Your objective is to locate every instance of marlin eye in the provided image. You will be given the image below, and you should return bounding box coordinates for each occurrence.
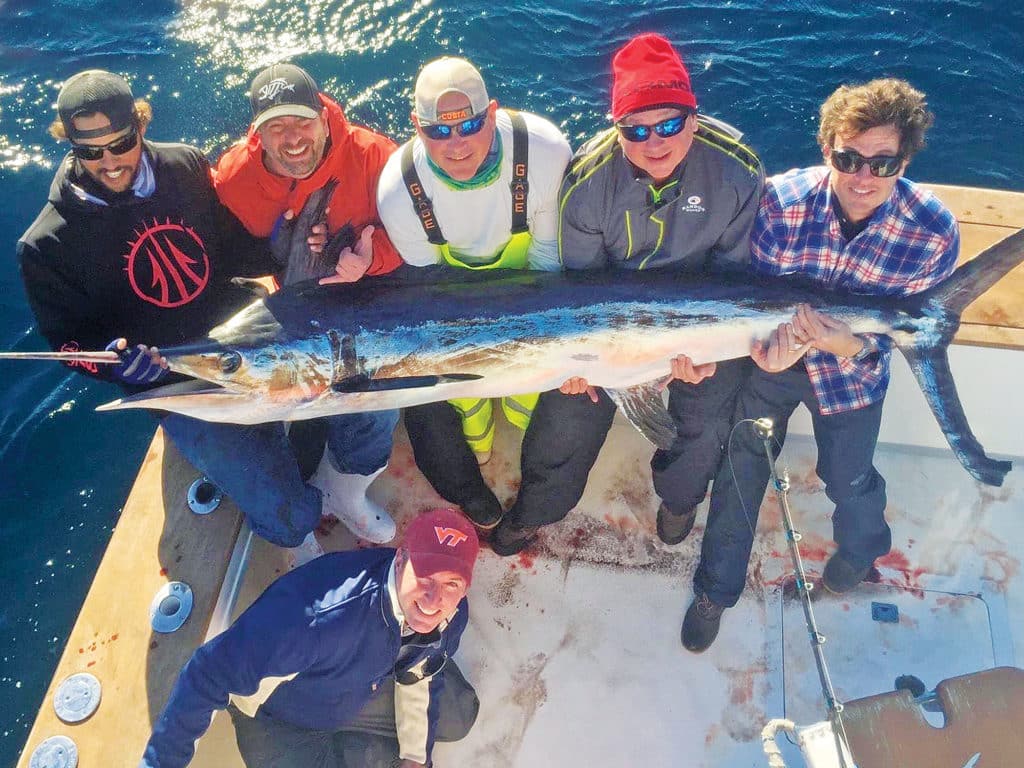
[218,351,242,374]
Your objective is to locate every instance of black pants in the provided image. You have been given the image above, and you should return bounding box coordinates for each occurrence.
[505,358,749,528]
[404,401,503,521]
[695,363,889,607]
[229,662,478,768]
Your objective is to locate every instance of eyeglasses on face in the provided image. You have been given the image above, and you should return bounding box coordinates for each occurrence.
[419,112,488,141]
[615,112,692,143]
[829,147,904,178]
[70,126,139,161]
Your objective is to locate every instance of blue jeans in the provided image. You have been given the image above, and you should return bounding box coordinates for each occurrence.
[161,410,398,547]
[695,363,889,607]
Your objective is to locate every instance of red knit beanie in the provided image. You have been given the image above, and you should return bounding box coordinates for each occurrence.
[611,33,696,121]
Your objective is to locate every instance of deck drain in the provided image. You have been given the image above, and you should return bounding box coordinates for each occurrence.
[150,581,194,633]
[187,477,222,515]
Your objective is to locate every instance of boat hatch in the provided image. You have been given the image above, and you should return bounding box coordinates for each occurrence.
[774,576,1008,728]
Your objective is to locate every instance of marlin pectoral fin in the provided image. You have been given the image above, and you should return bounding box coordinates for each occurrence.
[331,373,483,393]
[901,346,1012,486]
[606,383,677,450]
[230,277,271,299]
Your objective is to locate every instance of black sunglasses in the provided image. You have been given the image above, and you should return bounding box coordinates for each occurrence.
[70,126,139,161]
[615,112,691,143]
[420,112,488,141]
[829,148,903,178]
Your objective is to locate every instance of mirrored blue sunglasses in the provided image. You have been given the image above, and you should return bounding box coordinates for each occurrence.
[615,113,691,143]
[420,112,488,141]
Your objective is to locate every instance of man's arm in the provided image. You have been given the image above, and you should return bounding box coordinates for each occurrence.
[557,167,610,271]
[376,146,444,267]
[17,239,119,382]
[524,122,573,272]
[709,166,765,271]
[141,594,318,768]
[358,137,404,276]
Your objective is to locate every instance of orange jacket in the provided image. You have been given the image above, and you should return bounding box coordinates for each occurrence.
[213,95,401,276]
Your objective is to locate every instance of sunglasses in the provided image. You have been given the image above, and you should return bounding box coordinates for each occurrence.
[70,127,139,161]
[829,148,903,178]
[615,112,691,143]
[419,112,488,141]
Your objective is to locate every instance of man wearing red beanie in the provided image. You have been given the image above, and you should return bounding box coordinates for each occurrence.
[142,508,480,768]
[491,34,763,576]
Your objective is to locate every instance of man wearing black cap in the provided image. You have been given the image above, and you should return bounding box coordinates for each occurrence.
[214,62,405,548]
[15,69,353,552]
[141,508,481,768]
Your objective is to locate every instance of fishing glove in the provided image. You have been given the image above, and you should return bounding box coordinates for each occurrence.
[105,340,167,384]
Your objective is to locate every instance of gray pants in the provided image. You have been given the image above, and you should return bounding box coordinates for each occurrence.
[228,663,479,768]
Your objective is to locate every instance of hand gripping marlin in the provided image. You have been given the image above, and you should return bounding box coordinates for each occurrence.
[5,229,1022,487]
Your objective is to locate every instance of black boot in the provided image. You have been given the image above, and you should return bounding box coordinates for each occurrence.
[656,502,697,545]
[461,494,503,530]
[681,592,725,652]
[822,551,872,594]
[489,519,538,557]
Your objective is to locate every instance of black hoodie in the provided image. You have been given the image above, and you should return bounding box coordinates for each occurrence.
[17,140,274,386]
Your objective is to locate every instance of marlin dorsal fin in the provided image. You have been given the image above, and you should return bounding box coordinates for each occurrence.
[605,382,677,450]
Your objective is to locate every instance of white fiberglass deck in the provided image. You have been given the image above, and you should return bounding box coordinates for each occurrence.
[195,342,1024,766]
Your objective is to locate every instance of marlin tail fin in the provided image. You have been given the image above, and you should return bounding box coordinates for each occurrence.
[895,227,1024,486]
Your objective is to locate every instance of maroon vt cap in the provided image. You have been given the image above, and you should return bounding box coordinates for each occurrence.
[403,509,480,586]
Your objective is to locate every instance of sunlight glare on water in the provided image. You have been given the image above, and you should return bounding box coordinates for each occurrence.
[171,0,440,86]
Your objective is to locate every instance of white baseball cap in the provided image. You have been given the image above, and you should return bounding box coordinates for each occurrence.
[414,57,489,123]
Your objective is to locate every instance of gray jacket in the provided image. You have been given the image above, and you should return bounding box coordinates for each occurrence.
[558,115,764,272]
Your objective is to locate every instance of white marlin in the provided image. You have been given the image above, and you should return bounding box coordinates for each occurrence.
[4,229,1021,487]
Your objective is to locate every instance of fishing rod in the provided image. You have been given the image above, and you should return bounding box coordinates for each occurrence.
[752,417,855,768]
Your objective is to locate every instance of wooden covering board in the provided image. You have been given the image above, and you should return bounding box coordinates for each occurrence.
[17,429,242,768]
[954,221,1024,331]
[921,184,1024,348]
[923,184,1024,228]
[842,667,1024,768]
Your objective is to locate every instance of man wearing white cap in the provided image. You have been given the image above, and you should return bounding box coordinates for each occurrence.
[376,57,572,531]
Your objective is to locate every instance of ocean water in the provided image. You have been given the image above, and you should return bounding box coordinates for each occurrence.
[0,0,1022,763]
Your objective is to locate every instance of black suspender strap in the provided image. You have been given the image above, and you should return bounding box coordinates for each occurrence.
[400,111,529,243]
[508,110,529,235]
[400,141,446,246]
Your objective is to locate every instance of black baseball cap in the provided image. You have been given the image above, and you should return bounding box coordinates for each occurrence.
[249,63,322,131]
[57,70,135,141]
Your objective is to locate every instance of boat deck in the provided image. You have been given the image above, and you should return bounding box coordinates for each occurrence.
[16,183,1024,768]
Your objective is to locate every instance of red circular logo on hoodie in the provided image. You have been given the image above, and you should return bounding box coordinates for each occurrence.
[125,219,210,308]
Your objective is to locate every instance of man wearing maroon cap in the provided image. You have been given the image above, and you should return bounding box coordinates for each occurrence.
[491,34,764,568]
[142,508,480,768]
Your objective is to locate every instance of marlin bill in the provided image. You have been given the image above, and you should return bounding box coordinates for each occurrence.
[5,228,1022,486]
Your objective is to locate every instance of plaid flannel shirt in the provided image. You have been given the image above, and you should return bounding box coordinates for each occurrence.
[751,166,959,415]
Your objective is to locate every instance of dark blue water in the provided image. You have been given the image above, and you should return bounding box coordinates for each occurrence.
[1,1,1022,763]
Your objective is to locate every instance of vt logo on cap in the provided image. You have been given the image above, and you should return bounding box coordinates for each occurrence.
[257,78,296,103]
[434,527,469,547]
[404,509,480,586]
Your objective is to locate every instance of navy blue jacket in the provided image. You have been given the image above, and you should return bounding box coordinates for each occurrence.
[142,547,468,767]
